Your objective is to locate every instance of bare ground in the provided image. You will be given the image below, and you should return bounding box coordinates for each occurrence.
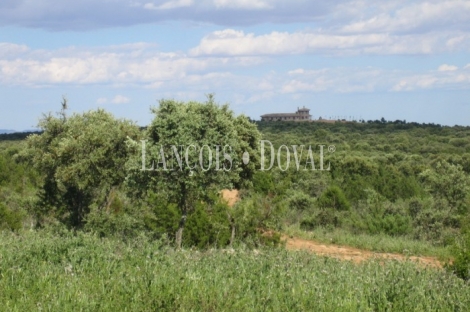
[221,189,443,268]
[283,235,442,268]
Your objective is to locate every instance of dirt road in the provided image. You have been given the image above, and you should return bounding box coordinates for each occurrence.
[221,189,443,268]
[284,235,442,268]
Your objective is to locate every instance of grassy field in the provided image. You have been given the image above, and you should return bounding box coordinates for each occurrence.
[1,230,469,311]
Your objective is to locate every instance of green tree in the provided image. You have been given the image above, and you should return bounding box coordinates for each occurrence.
[318,185,350,211]
[448,219,470,280]
[420,161,470,213]
[126,95,260,248]
[22,100,140,227]
[0,202,23,231]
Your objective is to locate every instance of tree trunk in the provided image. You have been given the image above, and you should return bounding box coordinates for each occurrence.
[175,211,187,249]
[230,222,235,247]
[227,212,235,247]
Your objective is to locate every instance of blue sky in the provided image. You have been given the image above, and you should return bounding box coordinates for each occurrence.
[1,0,470,130]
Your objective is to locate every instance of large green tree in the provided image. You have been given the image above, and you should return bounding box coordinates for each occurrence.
[23,101,140,227]
[126,95,260,247]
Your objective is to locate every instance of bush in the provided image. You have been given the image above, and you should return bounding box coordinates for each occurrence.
[286,190,315,211]
[183,200,231,249]
[231,193,285,246]
[143,192,181,241]
[252,171,275,195]
[448,230,470,280]
[0,202,23,231]
[318,185,350,211]
[84,191,146,240]
[348,190,412,236]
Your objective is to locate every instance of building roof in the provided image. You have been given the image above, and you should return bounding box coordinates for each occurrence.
[260,113,306,118]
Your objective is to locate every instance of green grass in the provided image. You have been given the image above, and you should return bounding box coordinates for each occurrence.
[1,230,469,311]
[283,224,452,260]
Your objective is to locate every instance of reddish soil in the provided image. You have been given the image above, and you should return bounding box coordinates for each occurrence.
[220,189,443,268]
[220,189,240,208]
[283,236,442,268]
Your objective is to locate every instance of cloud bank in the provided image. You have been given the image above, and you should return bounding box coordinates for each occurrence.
[1,42,469,96]
[1,0,468,32]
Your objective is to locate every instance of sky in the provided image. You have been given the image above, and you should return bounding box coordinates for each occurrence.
[0,0,469,130]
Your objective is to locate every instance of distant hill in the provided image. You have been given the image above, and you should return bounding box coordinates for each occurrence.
[0,130,41,141]
[0,129,16,134]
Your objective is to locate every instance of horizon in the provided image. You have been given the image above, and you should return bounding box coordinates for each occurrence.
[2,114,469,135]
[1,0,469,129]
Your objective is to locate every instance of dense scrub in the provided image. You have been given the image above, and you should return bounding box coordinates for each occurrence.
[1,230,470,311]
[1,105,470,281]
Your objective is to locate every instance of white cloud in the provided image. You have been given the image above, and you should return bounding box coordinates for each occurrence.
[279,65,470,94]
[0,43,29,58]
[0,43,265,87]
[2,39,470,100]
[213,0,272,10]
[96,95,130,104]
[190,29,470,56]
[2,40,469,95]
[391,69,470,92]
[111,95,130,104]
[340,1,470,34]
[438,64,458,72]
[281,67,384,94]
[288,68,305,75]
[143,0,193,10]
[96,97,108,104]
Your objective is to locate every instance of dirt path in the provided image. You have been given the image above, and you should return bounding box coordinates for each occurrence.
[283,235,442,268]
[220,189,443,268]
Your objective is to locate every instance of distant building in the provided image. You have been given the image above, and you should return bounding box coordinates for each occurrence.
[260,106,312,122]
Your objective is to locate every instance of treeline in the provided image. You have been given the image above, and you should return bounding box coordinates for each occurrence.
[1,102,470,279]
[256,120,470,279]
[0,131,41,141]
[0,97,282,250]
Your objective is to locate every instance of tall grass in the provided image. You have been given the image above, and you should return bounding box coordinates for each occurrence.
[0,230,468,311]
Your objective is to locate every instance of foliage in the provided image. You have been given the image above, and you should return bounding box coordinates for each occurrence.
[183,199,231,248]
[420,160,470,213]
[448,230,470,280]
[252,170,275,195]
[143,192,181,241]
[0,202,23,231]
[285,189,315,211]
[317,185,350,211]
[21,104,140,228]
[259,121,470,252]
[125,95,261,247]
[447,218,470,280]
[349,190,412,236]
[84,189,146,240]
[3,100,470,282]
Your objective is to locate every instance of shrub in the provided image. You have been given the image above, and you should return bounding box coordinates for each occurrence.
[252,171,275,195]
[286,190,315,211]
[143,192,181,241]
[448,230,470,280]
[183,200,231,249]
[318,185,350,211]
[0,202,23,231]
[348,190,412,236]
[84,191,146,240]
